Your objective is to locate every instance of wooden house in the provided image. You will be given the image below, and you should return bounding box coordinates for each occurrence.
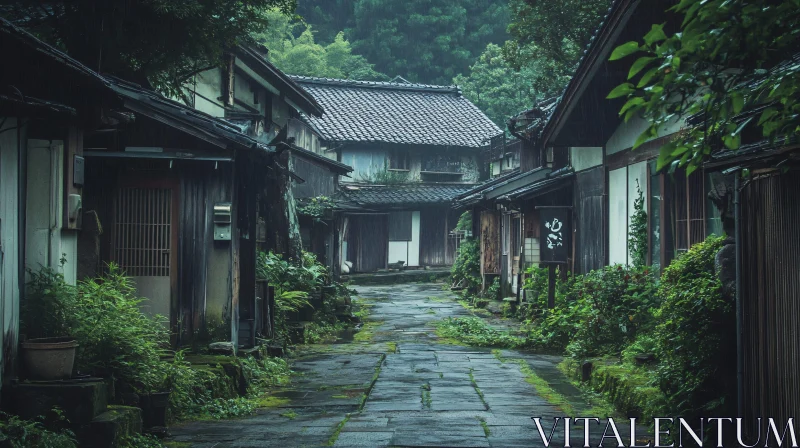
[0,16,116,395]
[181,46,353,273]
[290,76,500,273]
[0,16,334,370]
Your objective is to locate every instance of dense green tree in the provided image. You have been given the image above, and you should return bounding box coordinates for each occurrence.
[5,0,297,95]
[349,0,509,84]
[454,44,539,129]
[503,0,612,95]
[295,0,357,44]
[253,9,386,80]
[609,0,800,174]
[293,0,509,85]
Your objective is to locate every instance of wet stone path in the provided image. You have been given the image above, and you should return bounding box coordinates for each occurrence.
[168,283,646,447]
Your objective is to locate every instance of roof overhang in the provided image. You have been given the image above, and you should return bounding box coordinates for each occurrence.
[233,46,324,117]
[541,0,678,148]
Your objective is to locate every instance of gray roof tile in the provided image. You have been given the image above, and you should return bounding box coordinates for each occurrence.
[290,76,501,148]
[341,184,475,207]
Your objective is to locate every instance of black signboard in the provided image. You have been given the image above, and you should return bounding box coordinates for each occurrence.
[538,207,570,263]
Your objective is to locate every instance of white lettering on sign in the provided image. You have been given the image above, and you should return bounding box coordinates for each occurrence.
[545,218,563,250]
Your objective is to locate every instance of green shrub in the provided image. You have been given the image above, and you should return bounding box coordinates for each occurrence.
[566,265,658,359]
[23,264,169,393]
[436,317,521,348]
[22,267,77,340]
[450,238,481,293]
[653,235,734,419]
[73,265,170,393]
[520,265,657,357]
[0,409,77,448]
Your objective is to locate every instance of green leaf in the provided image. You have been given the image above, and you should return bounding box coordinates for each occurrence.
[758,107,778,125]
[644,24,668,46]
[637,67,659,88]
[628,57,656,79]
[686,163,698,176]
[609,41,641,61]
[731,93,744,114]
[607,83,634,99]
[619,97,645,116]
[633,127,653,149]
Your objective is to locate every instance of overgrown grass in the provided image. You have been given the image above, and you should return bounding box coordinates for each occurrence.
[435,317,521,348]
[493,350,575,416]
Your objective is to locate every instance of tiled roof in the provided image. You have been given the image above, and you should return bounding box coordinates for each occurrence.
[290,76,501,148]
[341,184,475,207]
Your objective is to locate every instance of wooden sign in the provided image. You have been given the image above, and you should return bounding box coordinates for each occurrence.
[538,207,570,264]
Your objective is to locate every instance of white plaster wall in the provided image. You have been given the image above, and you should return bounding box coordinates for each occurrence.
[234,72,266,115]
[60,232,78,286]
[570,147,603,172]
[605,115,683,155]
[608,167,628,265]
[192,69,225,118]
[0,117,21,388]
[408,211,420,267]
[388,241,409,265]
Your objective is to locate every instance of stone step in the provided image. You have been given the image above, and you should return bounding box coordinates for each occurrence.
[76,405,142,448]
[11,379,110,425]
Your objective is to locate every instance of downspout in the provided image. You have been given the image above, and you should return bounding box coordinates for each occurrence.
[734,173,743,418]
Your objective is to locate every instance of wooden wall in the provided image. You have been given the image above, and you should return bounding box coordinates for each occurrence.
[347,214,388,272]
[573,166,606,274]
[419,207,449,266]
[480,210,499,275]
[292,155,336,199]
[741,171,800,438]
[179,161,235,343]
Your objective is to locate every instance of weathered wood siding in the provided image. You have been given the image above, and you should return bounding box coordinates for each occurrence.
[480,211,499,275]
[573,166,606,274]
[179,162,235,342]
[0,118,22,394]
[347,214,388,272]
[741,171,800,437]
[419,207,448,266]
[292,155,336,199]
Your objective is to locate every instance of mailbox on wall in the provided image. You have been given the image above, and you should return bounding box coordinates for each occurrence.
[214,202,232,241]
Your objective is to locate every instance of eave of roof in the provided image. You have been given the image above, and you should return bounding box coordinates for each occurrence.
[234,46,324,117]
[342,183,475,208]
[496,168,574,202]
[276,141,353,175]
[539,0,640,147]
[108,77,274,153]
[288,75,463,94]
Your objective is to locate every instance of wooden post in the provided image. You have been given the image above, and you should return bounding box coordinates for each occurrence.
[547,264,556,309]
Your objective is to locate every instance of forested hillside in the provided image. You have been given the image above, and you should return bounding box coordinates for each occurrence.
[274,0,611,128]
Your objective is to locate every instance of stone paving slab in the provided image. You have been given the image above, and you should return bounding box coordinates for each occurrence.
[168,283,650,447]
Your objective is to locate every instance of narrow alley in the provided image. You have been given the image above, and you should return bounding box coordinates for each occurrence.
[169,283,648,447]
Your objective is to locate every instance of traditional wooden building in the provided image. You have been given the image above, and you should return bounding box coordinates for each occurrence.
[0,16,333,374]
[290,76,500,273]
[183,47,353,273]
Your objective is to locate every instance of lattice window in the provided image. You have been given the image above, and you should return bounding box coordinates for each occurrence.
[114,188,172,277]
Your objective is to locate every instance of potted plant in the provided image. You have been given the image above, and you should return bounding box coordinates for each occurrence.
[138,365,173,428]
[20,267,79,380]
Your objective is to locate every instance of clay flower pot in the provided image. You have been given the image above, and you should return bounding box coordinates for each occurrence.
[21,337,78,380]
